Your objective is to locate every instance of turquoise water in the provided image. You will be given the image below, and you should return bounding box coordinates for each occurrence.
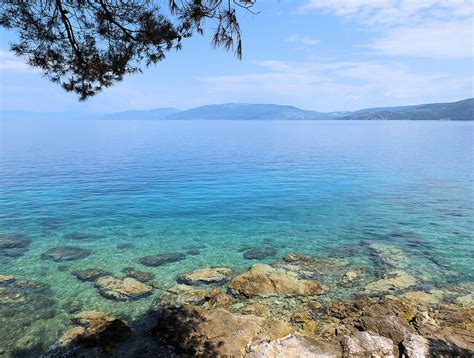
[0,119,473,355]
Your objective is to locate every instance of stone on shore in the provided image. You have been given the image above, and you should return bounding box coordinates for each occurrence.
[364,270,417,293]
[228,264,325,298]
[246,333,342,358]
[242,304,269,317]
[158,284,210,306]
[73,268,112,282]
[400,334,430,358]
[138,252,186,267]
[341,331,394,358]
[153,305,293,357]
[158,284,233,309]
[95,276,152,301]
[177,266,234,285]
[121,267,155,282]
[41,246,92,262]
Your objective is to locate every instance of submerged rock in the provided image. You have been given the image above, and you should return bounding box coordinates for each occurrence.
[121,267,155,282]
[364,270,417,293]
[0,233,31,249]
[455,293,474,307]
[138,252,186,267]
[243,247,277,260]
[341,270,359,286]
[246,333,342,357]
[73,268,112,282]
[341,331,394,358]
[153,305,292,357]
[41,246,92,262]
[95,276,153,301]
[2,247,29,257]
[366,242,411,270]
[63,232,104,241]
[402,290,444,307]
[116,242,135,250]
[185,249,200,256]
[228,264,325,298]
[0,233,31,257]
[177,267,234,286]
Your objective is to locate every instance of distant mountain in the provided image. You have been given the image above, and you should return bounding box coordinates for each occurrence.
[103,107,179,120]
[0,110,98,120]
[1,99,472,121]
[165,103,328,120]
[341,99,473,121]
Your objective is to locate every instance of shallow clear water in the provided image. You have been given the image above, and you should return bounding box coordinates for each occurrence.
[0,119,473,354]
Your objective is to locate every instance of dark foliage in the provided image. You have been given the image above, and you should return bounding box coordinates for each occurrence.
[0,0,256,100]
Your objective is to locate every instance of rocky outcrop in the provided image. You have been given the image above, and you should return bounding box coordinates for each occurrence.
[95,276,152,301]
[138,252,186,267]
[41,246,92,261]
[246,334,342,357]
[153,305,293,357]
[341,331,394,358]
[177,267,234,285]
[228,264,324,298]
[58,311,131,351]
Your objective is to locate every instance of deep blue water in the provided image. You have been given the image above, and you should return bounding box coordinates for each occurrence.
[0,119,473,353]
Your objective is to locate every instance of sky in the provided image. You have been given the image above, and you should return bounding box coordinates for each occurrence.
[0,0,473,113]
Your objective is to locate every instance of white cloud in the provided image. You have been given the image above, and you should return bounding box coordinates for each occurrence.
[369,19,473,58]
[196,60,472,111]
[301,0,474,58]
[0,50,35,72]
[285,35,320,46]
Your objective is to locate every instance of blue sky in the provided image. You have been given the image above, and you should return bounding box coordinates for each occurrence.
[0,0,473,113]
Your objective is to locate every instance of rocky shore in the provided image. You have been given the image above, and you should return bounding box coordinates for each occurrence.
[1,242,473,357]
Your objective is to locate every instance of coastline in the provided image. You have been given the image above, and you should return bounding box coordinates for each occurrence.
[2,244,473,357]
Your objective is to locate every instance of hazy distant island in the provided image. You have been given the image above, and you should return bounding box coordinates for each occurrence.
[2,98,473,121]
